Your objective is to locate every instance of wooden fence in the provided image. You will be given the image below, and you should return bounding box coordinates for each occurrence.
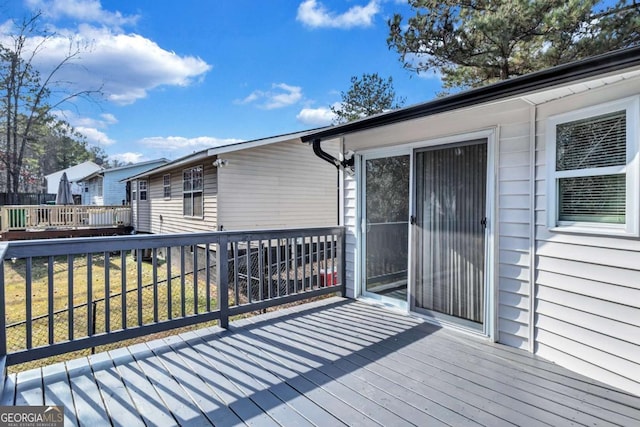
[0,205,132,232]
[0,193,56,206]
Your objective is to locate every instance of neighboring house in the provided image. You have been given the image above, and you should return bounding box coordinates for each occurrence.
[126,130,338,234]
[80,159,168,206]
[302,46,640,396]
[44,161,101,196]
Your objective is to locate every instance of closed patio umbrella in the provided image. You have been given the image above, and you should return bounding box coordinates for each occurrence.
[56,172,73,205]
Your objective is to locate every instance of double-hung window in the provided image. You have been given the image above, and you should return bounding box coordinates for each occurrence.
[183,166,203,217]
[138,180,148,201]
[163,174,171,199]
[547,97,639,236]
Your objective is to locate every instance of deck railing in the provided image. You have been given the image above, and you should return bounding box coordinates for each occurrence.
[0,205,132,232]
[0,226,345,366]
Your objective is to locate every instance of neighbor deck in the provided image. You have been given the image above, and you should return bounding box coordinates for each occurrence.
[2,297,639,426]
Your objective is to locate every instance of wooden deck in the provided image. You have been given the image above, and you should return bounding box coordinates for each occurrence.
[2,297,639,426]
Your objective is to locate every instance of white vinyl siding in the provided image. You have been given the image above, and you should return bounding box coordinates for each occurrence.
[216,139,338,231]
[535,78,640,396]
[147,162,218,234]
[342,99,533,349]
[343,172,357,299]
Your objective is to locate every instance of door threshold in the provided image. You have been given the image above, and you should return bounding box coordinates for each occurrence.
[357,295,408,314]
[412,311,490,340]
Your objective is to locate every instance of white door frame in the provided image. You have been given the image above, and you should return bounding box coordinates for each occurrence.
[358,147,413,311]
[355,128,497,339]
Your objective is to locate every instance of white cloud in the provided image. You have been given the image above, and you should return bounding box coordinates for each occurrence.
[237,83,303,110]
[0,12,211,106]
[109,152,145,164]
[296,106,336,126]
[52,110,117,146]
[297,0,380,29]
[20,26,212,105]
[76,126,115,145]
[25,0,139,30]
[138,136,244,152]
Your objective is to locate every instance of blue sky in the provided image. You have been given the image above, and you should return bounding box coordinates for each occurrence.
[2,0,441,163]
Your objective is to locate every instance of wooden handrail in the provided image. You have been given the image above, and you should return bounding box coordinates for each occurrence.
[0,205,132,232]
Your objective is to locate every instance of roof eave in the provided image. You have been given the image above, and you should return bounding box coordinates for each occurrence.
[301,46,640,142]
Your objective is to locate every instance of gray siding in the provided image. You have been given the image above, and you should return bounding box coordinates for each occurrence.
[342,100,534,349]
[534,79,640,396]
[216,139,338,231]
[146,162,218,234]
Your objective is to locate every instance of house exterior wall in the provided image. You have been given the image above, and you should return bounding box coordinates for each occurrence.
[339,76,640,396]
[82,177,103,205]
[141,161,218,234]
[533,79,640,396]
[45,161,101,195]
[131,178,151,233]
[342,99,534,350]
[103,162,166,206]
[216,139,338,231]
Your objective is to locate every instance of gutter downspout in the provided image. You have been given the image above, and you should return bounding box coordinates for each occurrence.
[312,139,354,170]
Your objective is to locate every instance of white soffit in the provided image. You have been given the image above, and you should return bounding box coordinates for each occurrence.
[522,68,640,105]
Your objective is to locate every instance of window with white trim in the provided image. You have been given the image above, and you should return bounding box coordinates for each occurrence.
[547,96,639,236]
[163,174,171,199]
[138,180,148,201]
[183,166,203,217]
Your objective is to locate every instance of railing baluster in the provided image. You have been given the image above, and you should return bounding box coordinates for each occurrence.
[167,247,172,320]
[47,256,54,344]
[180,246,186,317]
[0,243,8,357]
[267,240,272,300]
[121,251,126,329]
[68,254,74,340]
[258,241,264,302]
[323,235,328,287]
[104,252,110,333]
[217,237,229,329]
[331,234,337,285]
[285,238,290,295]
[294,238,299,293]
[25,258,32,350]
[276,239,281,297]
[233,242,239,306]
[301,238,307,291]
[246,241,251,303]
[205,243,211,312]
[152,248,158,323]
[315,236,320,290]
[136,249,143,326]
[337,228,345,295]
[87,254,93,336]
[193,245,198,314]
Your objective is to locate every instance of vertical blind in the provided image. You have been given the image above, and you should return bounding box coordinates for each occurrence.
[414,141,487,324]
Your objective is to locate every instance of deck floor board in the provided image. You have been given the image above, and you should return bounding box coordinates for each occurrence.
[2,297,639,426]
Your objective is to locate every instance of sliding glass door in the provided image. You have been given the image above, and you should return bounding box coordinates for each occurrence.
[362,154,410,305]
[413,141,488,328]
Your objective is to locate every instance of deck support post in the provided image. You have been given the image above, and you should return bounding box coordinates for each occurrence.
[217,235,229,329]
[337,229,346,298]
[0,243,8,396]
